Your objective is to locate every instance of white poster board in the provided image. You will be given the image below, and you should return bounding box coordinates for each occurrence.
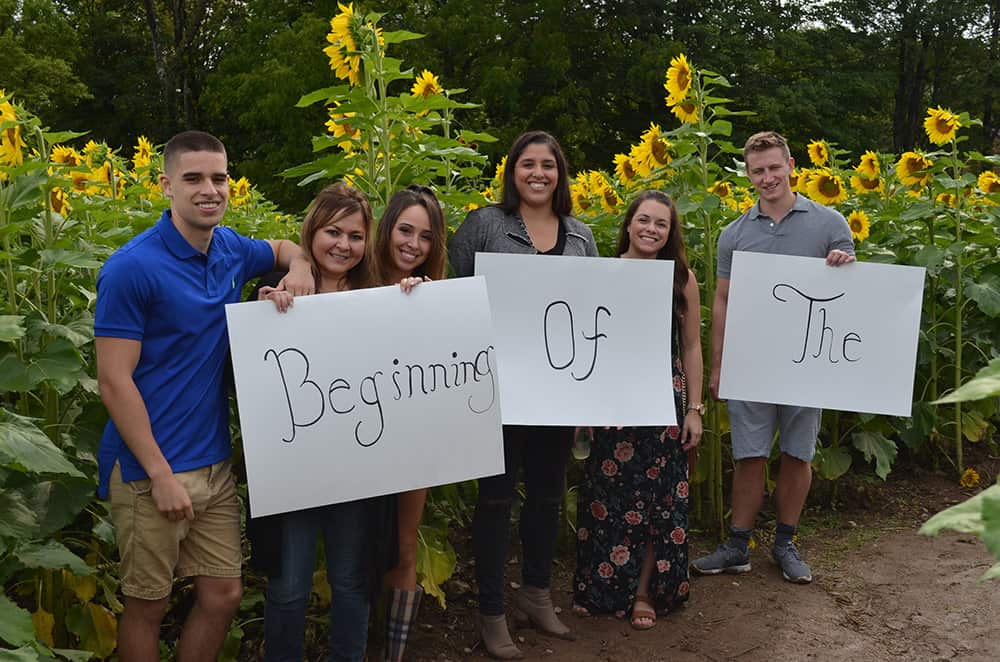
[719,251,925,416]
[475,253,676,426]
[226,277,504,517]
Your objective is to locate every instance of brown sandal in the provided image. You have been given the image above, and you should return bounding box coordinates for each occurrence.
[630,596,656,631]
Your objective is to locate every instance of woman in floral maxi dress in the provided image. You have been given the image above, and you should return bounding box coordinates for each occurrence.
[573,190,704,630]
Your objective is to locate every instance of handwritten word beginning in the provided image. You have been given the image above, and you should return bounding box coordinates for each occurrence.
[772,283,862,365]
[264,345,497,447]
[543,301,612,381]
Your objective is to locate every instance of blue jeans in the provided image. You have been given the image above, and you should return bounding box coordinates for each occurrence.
[263,500,371,662]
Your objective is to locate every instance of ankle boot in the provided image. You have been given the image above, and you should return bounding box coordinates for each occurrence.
[385,586,423,662]
[476,613,524,660]
[512,585,575,640]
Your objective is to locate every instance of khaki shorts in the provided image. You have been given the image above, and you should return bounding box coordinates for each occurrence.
[109,460,241,600]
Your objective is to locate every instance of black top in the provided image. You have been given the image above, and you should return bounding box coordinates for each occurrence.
[540,218,567,255]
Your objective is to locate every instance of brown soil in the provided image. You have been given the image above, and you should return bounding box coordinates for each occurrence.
[405,470,1000,662]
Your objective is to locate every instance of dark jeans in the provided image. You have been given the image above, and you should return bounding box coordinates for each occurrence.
[263,500,371,662]
[472,425,573,616]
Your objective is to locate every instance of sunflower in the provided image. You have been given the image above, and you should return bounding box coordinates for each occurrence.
[133,136,153,170]
[585,171,619,214]
[0,90,25,167]
[806,140,829,167]
[708,181,732,198]
[49,187,70,216]
[855,150,880,179]
[671,100,698,124]
[805,170,848,205]
[959,467,980,488]
[570,179,593,215]
[491,155,507,195]
[664,53,692,106]
[325,106,361,151]
[923,106,961,146]
[632,123,672,176]
[790,168,814,194]
[895,151,933,188]
[51,146,84,167]
[936,192,958,208]
[82,139,104,167]
[977,171,1000,194]
[613,153,637,185]
[323,3,363,86]
[411,70,443,98]
[846,210,870,241]
[850,174,884,195]
[229,177,252,208]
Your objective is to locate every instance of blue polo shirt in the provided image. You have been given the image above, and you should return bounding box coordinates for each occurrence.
[94,210,275,498]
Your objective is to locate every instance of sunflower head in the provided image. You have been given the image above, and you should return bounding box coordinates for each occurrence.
[977,171,1000,194]
[570,179,593,215]
[49,187,70,216]
[635,123,671,172]
[806,140,829,167]
[923,106,961,146]
[324,3,365,86]
[855,150,880,179]
[411,70,443,99]
[133,136,154,170]
[959,467,980,488]
[0,91,25,168]
[670,100,699,125]
[805,170,848,205]
[895,151,933,188]
[850,174,884,195]
[846,210,870,241]
[613,153,637,184]
[664,53,693,106]
[708,181,732,198]
[51,146,84,168]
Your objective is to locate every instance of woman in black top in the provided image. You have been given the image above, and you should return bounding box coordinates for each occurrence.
[449,131,598,659]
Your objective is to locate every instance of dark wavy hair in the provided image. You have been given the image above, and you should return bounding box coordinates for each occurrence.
[300,182,374,291]
[499,131,572,217]
[616,190,691,322]
[374,184,447,284]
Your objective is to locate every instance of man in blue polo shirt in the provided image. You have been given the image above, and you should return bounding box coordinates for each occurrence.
[692,131,855,585]
[95,130,312,661]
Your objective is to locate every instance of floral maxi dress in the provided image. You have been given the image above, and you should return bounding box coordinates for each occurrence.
[572,350,690,616]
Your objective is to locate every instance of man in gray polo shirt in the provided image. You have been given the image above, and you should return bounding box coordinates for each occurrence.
[692,131,854,584]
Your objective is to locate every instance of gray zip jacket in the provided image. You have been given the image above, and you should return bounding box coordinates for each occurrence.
[449,205,599,277]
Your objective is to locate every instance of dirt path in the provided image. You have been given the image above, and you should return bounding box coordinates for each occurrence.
[409,475,1000,662]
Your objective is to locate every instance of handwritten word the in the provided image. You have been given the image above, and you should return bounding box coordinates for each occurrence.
[772,283,861,364]
[543,301,612,381]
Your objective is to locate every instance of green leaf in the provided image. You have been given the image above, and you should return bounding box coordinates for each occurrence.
[32,339,86,395]
[0,487,40,540]
[709,119,732,137]
[38,250,104,270]
[51,649,94,662]
[813,445,852,480]
[65,603,117,659]
[961,409,989,442]
[42,131,89,144]
[911,246,946,273]
[381,29,424,44]
[981,562,1000,581]
[851,431,897,480]
[295,85,350,107]
[0,647,45,662]
[416,525,456,609]
[920,485,1000,537]
[981,494,1000,574]
[965,273,1000,318]
[934,359,1000,403]
[13,541,92,575]
[0,316,26,343]
[0,594,35,647]
[0,409,84,477]
[0,353,42,392]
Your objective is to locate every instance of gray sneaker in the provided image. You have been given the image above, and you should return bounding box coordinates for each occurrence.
[691,542,751,575]
[771,542,812,583]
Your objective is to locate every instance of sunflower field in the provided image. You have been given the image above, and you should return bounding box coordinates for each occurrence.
[0,2,998,658]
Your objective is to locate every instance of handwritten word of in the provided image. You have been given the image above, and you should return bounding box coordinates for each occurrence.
[543,301,612,381]
[772,283,861,364]
[264,345,497,447]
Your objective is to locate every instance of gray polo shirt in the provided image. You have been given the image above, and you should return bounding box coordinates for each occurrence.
[717,194,855,279]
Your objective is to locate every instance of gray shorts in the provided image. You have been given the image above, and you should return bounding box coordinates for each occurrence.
[727,401,821,462]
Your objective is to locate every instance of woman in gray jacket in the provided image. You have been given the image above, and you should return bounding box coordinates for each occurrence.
[449,131,598,659]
